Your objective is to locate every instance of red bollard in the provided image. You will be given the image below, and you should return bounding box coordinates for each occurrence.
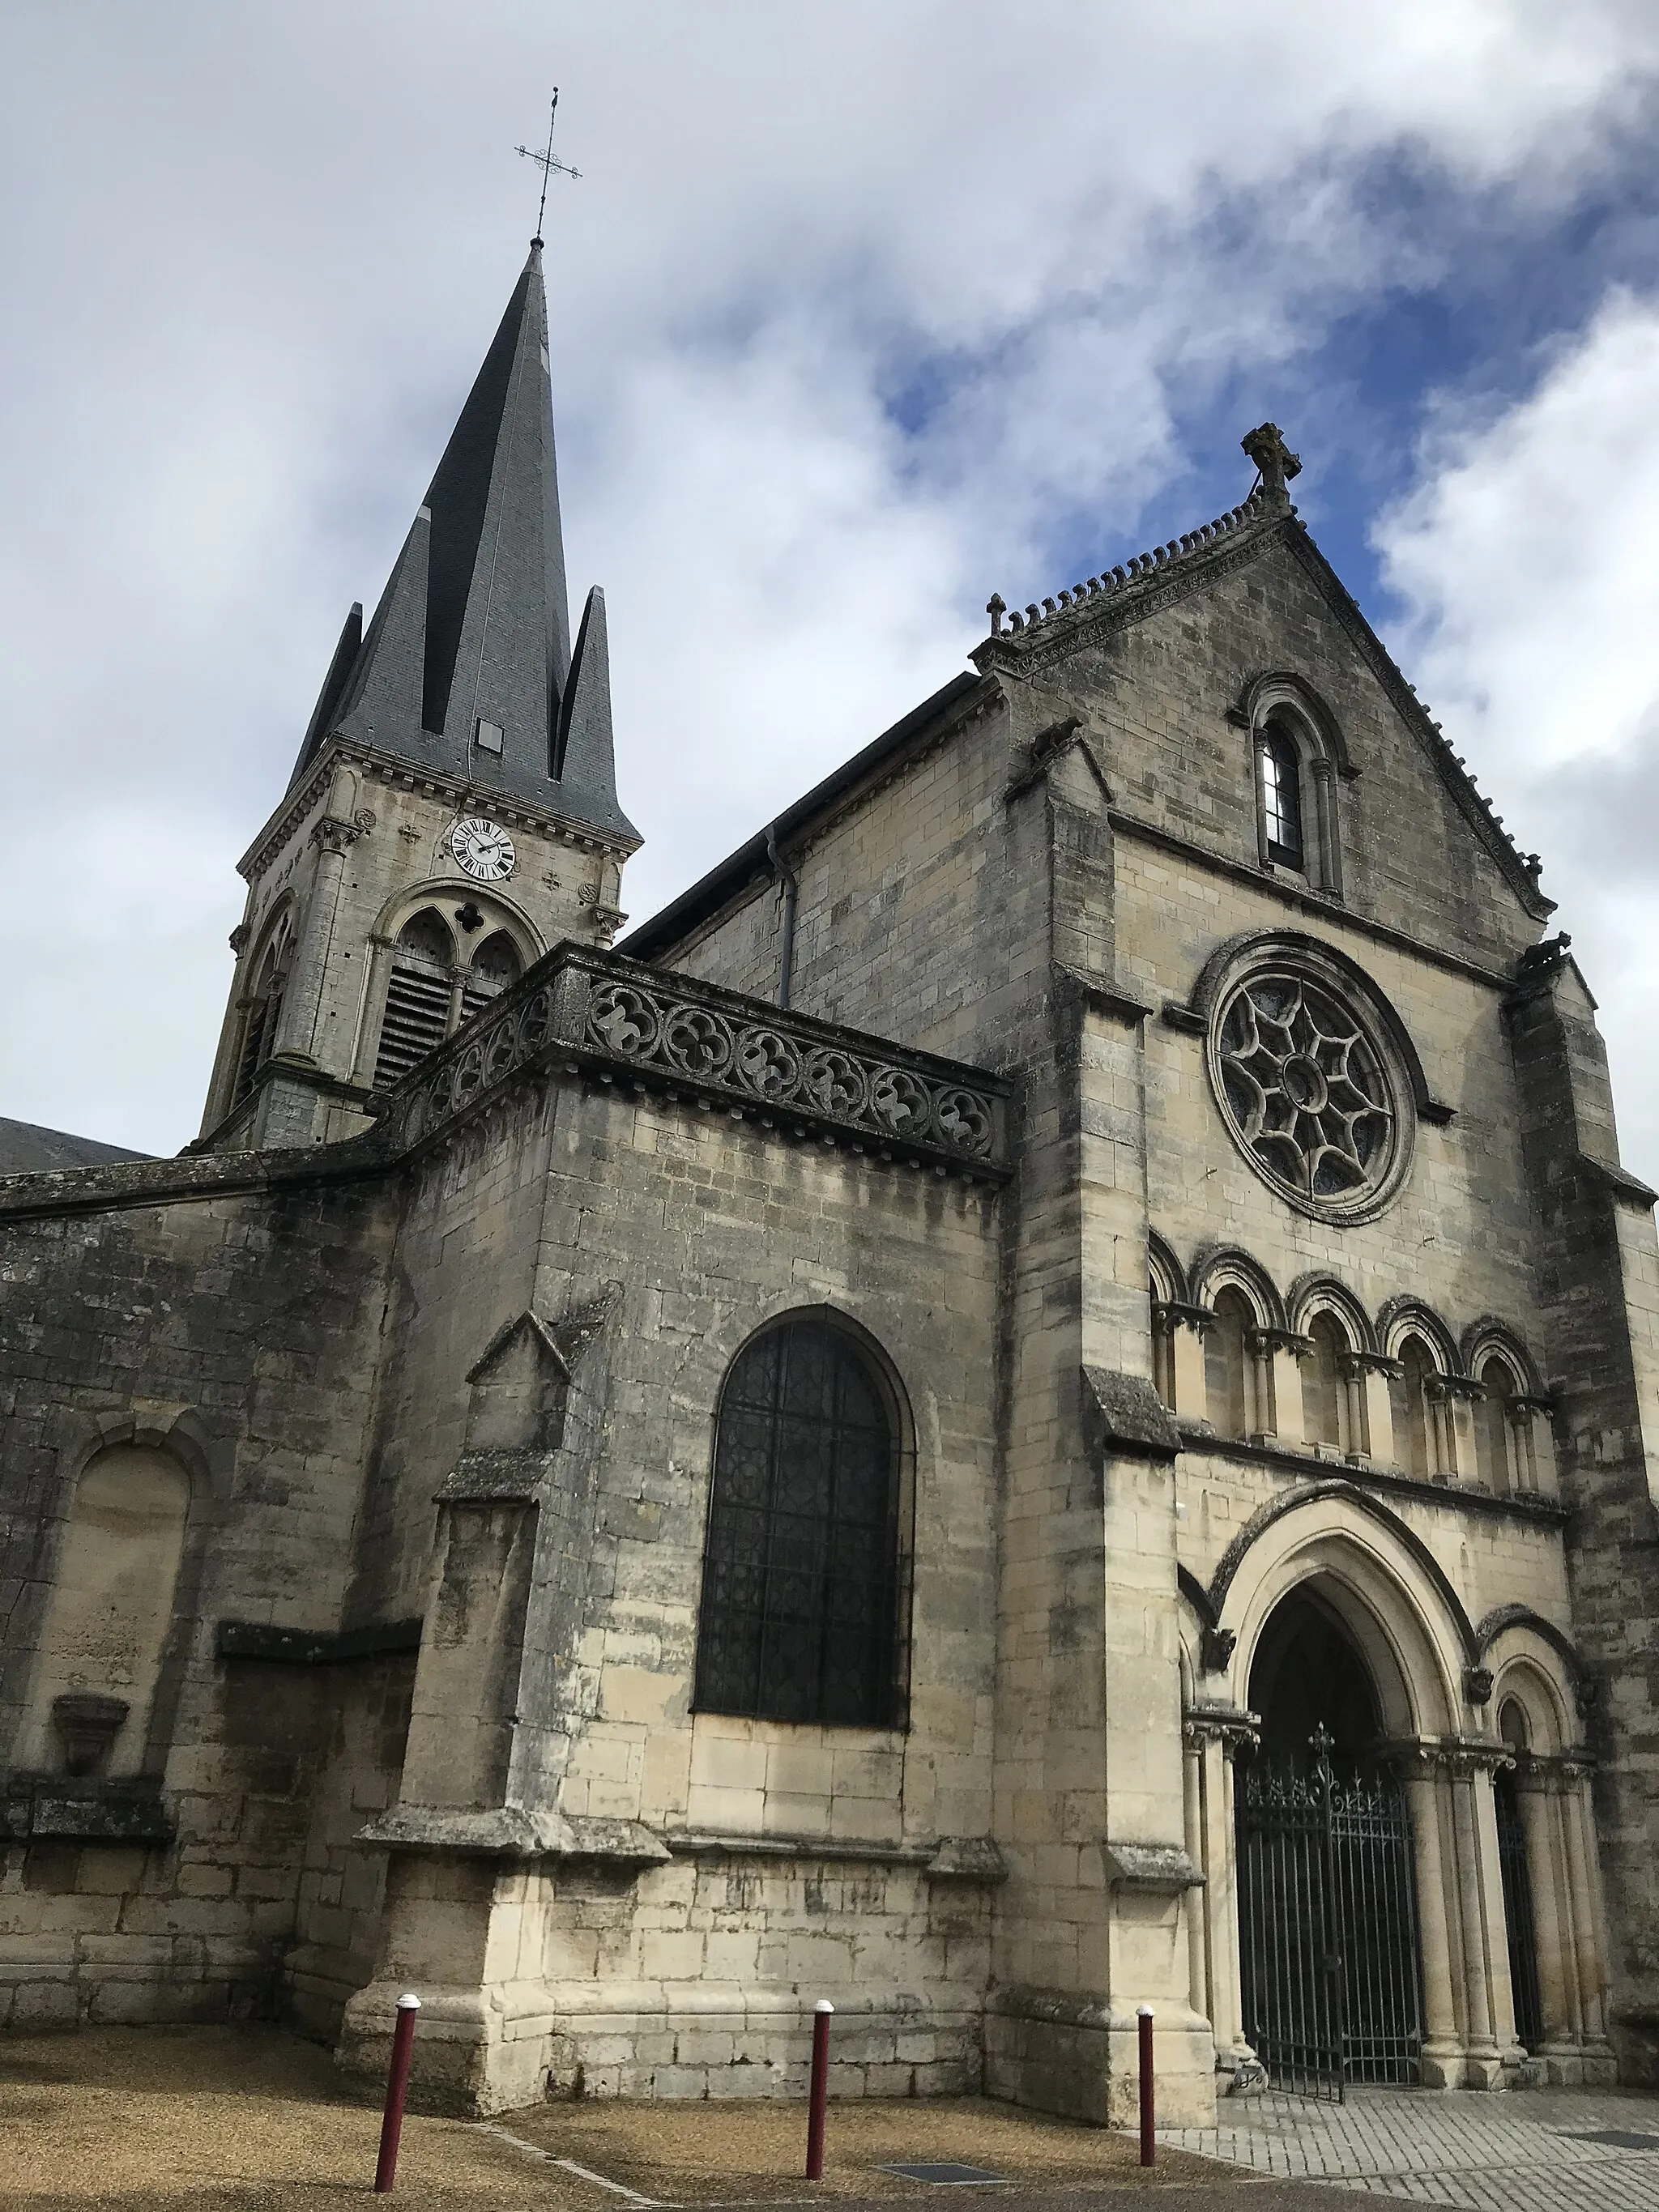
[374,1993,421,2193]
[804,1998,834,2179]
[1137,2004,1155,2167]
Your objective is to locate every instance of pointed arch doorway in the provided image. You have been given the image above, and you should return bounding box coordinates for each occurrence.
[1236,1589,1426,2097]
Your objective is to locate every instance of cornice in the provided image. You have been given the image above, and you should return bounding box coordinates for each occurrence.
[239,735,640,884]
[1175,1426,1567,1531]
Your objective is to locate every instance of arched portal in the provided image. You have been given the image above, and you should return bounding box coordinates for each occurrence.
[1236,1586,1425,2095]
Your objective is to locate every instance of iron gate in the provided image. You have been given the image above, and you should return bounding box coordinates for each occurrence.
[1494,1768,1544,2051]
[1236,1724,1425,2099]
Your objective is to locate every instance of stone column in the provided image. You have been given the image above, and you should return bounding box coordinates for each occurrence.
[1559,1760,1615,2073]
[274,814,363,1068]
[1514,1758,1577,2072]
[1154,1303,1213,1423]
[1451,1379,1484,1484]
[1514,1399,1559,1496]
[1445,1747,1522,2086]
[1182,1726,1206,2022]
[1308,757,1342,895]
[1185,1709,1256,2074]
[1402,1751,1463,2085]
[1343,1351,1401,1466]
[1249,1329,1311,1448]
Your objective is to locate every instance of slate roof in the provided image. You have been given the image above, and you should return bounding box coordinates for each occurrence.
[288,243,636,845]
[0,1117,151,1175]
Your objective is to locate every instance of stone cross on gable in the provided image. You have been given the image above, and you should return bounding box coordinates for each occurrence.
[1241,422,1303,504]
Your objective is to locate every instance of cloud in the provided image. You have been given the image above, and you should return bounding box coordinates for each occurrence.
[1376,289,1659,1179]
[1,1,1657,1149]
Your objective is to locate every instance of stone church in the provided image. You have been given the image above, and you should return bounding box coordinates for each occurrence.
[3,234,1658,2125]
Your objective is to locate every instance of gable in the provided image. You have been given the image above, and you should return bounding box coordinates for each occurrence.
[973,508,1551,974]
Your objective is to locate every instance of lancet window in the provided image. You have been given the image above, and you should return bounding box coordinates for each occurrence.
[694,1315,908,1729]
[1257,723,1305,868]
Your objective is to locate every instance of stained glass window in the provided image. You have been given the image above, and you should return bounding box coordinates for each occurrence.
[694,1319,903,1728]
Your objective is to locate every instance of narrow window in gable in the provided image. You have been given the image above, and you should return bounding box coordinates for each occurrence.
[1259,724,1305,869]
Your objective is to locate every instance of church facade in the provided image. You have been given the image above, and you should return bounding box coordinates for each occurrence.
[3,242,1658,2125]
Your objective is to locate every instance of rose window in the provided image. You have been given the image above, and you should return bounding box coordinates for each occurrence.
[1213,970,1400,1212]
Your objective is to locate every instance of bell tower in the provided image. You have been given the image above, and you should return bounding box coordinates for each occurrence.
[198,241,638,1152]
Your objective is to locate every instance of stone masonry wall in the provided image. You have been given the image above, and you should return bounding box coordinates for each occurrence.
[0,1165,397,2029]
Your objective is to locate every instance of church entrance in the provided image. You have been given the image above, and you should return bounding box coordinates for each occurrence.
[1235,1591,1425,2098]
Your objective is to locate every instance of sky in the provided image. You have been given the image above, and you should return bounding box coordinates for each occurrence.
[3,2,1659,1174]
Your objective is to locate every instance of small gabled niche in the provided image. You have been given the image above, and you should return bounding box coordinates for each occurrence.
[463,1313,571,1456]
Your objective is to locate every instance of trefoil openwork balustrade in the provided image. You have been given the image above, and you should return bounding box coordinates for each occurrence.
[370,946,1008,1176]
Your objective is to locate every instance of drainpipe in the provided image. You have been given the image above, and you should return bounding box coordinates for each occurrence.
[765,822,799,1010]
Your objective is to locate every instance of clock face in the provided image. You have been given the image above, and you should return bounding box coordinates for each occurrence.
[449,817,516,882]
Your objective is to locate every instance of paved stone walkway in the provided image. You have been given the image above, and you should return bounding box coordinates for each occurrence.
[1162,2085,1659,2208]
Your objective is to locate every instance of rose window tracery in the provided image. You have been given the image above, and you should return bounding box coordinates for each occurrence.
[1212,970,1401,1213]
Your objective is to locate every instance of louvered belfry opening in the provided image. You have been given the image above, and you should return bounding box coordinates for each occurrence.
[372,910,528,1091]
[458,929,522,1029]
[694,1318,906,1729]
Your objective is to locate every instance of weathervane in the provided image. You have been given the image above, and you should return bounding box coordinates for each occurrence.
[516,88,581,243]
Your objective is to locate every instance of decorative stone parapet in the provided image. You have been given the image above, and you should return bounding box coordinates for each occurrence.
[371,944,1009,1178]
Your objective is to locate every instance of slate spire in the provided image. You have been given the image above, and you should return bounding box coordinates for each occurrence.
[290,243,635,842]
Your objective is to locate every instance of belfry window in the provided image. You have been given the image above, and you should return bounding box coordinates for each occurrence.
[694,1317,907,1729]
[371,907,527,1089]
[1258,725,1305,868]
[232,912,294,1106]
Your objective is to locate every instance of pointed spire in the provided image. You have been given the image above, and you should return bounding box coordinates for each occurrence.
[288,600,363,790]
[288,244,636,842]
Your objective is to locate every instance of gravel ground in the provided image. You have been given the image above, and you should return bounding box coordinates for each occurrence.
[0,2024,1365,2211]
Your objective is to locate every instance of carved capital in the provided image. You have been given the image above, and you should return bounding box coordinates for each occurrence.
[309,815,364,856]
[1154,1298,1215,1340]
[1341,1349,1404,1381]
[1184,1703,1260,1755]
[1248,1326,1316,1360]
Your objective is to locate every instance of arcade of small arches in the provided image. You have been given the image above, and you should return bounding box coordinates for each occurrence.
[1149,1236,1556,1498]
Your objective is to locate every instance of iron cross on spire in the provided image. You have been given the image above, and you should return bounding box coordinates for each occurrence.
[516,87,581,244]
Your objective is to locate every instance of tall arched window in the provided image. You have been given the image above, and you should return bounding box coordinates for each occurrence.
[372,908,528,1089]
[695,1317,906,1728]
[1205,1289,1254,1438]
[1257,724,1305,869]
[232,911,294,1106]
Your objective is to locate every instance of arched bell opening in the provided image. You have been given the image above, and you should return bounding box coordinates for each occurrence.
[1236,1584,1425,2096]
